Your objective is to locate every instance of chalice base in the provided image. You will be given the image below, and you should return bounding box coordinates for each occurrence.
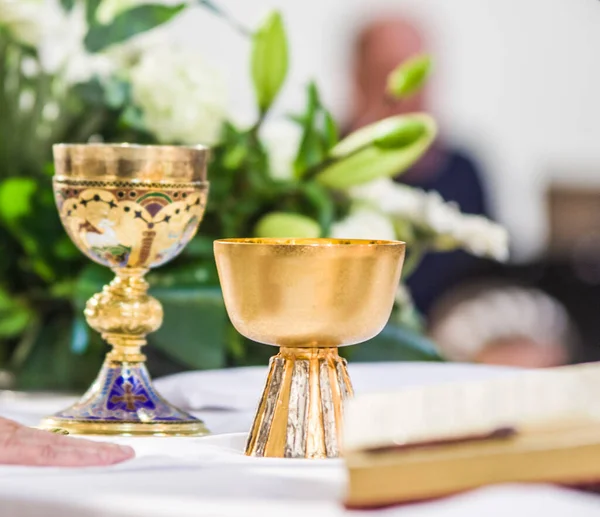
[40,359,208,436]
[245,347,354,459]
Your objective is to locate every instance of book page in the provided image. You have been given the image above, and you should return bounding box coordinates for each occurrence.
[344,363,600,452]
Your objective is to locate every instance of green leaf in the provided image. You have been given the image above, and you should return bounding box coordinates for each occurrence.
[0,179,58,281]
[254,212,321,238]
[72,78,105,105]
[60,0,76,11]
[222,143,248,170]
[293,82,339,178]
[316,114,436,189]
[182,235,217,259]
[73,264,113,313]
[0,177,73,283]
[347,322,444,362]
[148,262,219,288]
[0,177,37,223]
[300,182,335,236]
[120,104,146,131]
[49,279,77,299]
[294,83,323,176]
[0,288,32,338]
[251,11,288,113]
[150,286,227,369]
[323,110,339,151]
[85,0,103,25]
[103,77,131,108]
[84,4,187,52]
[15,316,104,391]
[53,235,80,260]
[387,54,433,99]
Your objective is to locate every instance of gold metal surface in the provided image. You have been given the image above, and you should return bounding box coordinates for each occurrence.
[40,144,210,436]
[214,238,405,458]
[40,418,208,437]
[85,268,161,362]
[33,427,70,435]
[53,143,208,182]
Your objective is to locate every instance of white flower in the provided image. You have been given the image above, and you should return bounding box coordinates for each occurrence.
[0,0,45,46]
[420,191,458,234]
[418,196,509,261]
[129,41,227,145]
[350,178,423,218]
[350,177,509,261]
[0,0,112,85]
[37,1,113,85]
[451,215,510,261]
[260,120,302,180]
[331,207,396,241]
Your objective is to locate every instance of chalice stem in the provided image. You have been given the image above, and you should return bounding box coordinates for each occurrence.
[39,266,208,436]
[245,347,354,459]
[88,268,154,363]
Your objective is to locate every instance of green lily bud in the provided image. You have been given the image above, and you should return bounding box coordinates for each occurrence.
[251,11,289,113]
[387,54,432,99]
[373,118,427,149]
[254,212,321,238]
[316,114,436,189]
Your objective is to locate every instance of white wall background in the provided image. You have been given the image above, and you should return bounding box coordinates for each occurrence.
[171,0,600,261]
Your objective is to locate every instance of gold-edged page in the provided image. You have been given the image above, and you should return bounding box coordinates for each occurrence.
[343,362,600,452]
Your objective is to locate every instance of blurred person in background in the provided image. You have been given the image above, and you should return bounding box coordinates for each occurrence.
[348,16,491,316]
[347,16,580,368]
[428,283,574,368]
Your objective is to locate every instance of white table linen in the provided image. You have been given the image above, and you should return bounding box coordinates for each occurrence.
[1,362,599,517]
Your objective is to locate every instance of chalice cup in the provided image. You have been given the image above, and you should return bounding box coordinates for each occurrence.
[40,144,210,436]
[214,238,405,458]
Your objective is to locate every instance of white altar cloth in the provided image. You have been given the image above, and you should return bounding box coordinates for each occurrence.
[1,362,600,517]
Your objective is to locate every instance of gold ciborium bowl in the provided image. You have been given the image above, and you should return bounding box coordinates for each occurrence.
[40,143,210,436]
[214,238,405,458]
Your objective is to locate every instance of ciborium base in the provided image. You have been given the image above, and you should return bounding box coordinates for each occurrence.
[245,347,354,459]
[40,359,208,436]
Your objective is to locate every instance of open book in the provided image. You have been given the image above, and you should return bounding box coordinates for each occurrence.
[343,362,600,508]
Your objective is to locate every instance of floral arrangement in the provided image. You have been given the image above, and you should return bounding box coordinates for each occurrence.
[0,0,508,389]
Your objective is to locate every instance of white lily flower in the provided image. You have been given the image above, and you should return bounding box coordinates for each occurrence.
[0,0,45,46]
[350,177,509,261]
[331,207,396,241]
[452,215,510,261]
[129,41,227,145]
[350,178,423,218]
[0,0,113,86]
[260,120,303,180]
[38,1,114,85]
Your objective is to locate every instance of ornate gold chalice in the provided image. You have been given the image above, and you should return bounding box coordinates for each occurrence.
[40,144,210,436]
[214,238,405,458]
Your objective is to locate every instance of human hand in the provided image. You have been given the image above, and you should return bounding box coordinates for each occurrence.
[0,417,135,466]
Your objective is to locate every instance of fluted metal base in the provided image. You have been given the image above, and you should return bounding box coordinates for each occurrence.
[245,347,354,459]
